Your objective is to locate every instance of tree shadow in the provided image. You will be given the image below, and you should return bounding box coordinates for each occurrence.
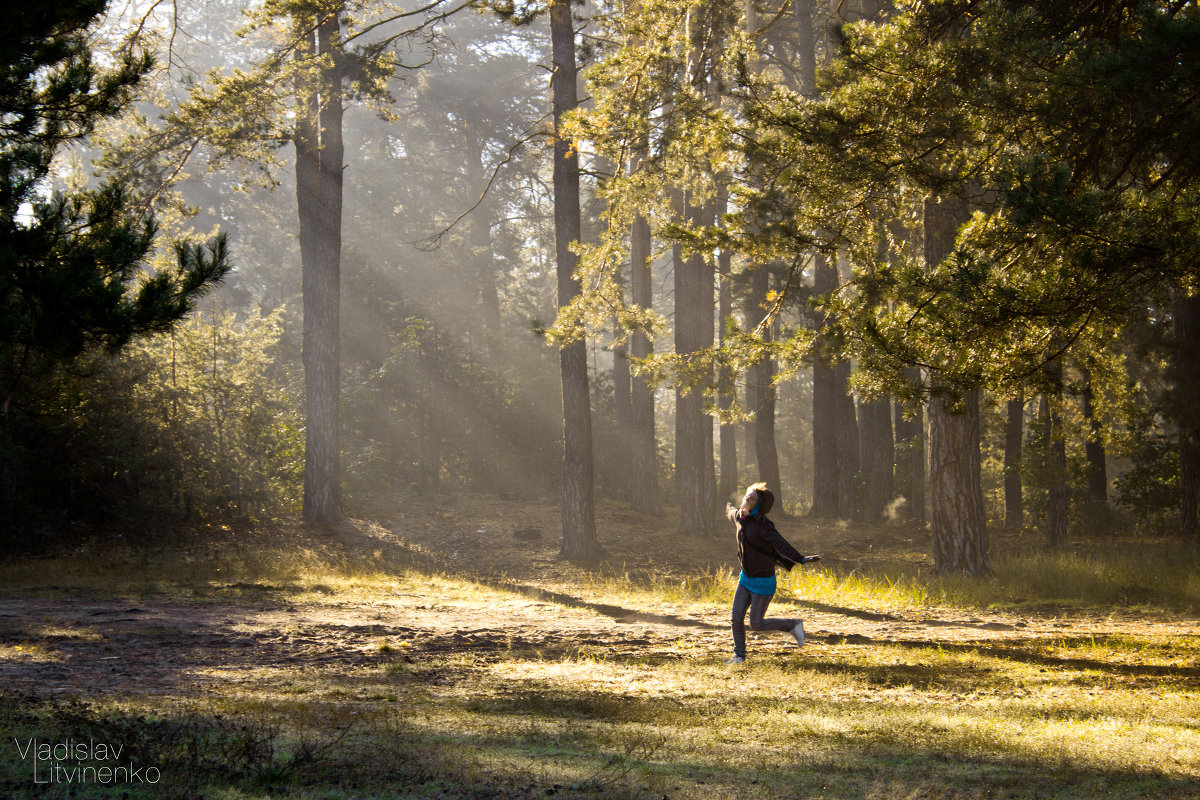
[478,579,727,631]
[881,636,1200,682]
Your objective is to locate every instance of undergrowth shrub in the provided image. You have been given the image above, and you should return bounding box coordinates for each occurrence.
[1,305,302,547]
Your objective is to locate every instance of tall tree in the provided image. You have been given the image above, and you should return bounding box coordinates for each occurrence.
[924,195,989,576]
[629,200,659,513]
[810,255,839,517]
[894,389,926,524]
[739,0,783,511]
[675,196,716,536]
[834,359,861,520]
[1174,293,1200,540]
[1040,391,1069,548]
[100,0,476,518]
[550,0,603,559]
[716,190,738,503]
[0,2,228,414]
[0,0,229,537]
[1003,397,1024,530]
[1080,371,1108,504]
[750,270,782,505]
[795,0,840,521]
[858,396,894,521]
[295,5,346,522]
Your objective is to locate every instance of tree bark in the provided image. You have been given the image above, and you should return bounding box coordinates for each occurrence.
[810,254,839,517]
[701,206,718,524]
[929,391,990,575]
[550,0,602,560]
[613,332,632,502]
[1080,372,1107,503]
[740,0,761,490]
[794,0,817,97]
[1003,396,1024,530]
[716,192,737,504]
[894,383,926,524]
[675,197,715,537]
[748,265,782,508]
[297,7,344,523]
[465,134,501,361]
[629,203,659,513]
[743,299,758,474]
[834,360,860,519]
[1177,293,1200,540]
[858,396,895,522]
[1041,392,1069,548]
[1040,343,1069,547]
[924,194,988,574]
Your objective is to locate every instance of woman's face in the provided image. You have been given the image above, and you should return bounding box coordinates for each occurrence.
[739,489,758,517]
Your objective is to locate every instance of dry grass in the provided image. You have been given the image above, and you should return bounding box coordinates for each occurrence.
[1,506,1198,799]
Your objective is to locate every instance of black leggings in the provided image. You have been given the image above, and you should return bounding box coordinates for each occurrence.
[730,584,798,658]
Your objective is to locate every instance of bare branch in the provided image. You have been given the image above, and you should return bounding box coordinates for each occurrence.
[341,0,472,48]
[412,120,552,250]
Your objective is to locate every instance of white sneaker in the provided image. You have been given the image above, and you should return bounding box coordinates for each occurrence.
[726,655,745,665]
[791,621,805,646]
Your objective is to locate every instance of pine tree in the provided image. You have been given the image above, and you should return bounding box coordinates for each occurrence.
[550,0,604,560]
[0,0,228,537]
[0,1,228,409]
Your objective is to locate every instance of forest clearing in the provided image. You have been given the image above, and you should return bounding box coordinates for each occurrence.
[5,1,1200,798]
[2,499,1198,799]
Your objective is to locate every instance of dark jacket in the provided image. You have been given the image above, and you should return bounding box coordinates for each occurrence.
[730,507,806,578]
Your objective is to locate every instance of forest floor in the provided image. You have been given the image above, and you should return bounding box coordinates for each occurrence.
[1,496,1198,799]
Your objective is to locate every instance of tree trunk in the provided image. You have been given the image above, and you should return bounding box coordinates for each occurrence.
[420,323,442,491]
[858,396,894,522]
[741,0,760,490]
[1177,293,1200,540]
[743,314,758,474]
[1080,372,1107,503]
[834,361,860,519]
[794,0,817,97]
[629,203,659,513]
[748,265,782,508]
[811,359,837,517]
[550,0,602,560]
[717,188,737,504]
[462,132,501,359]
[894,385,926,524]
[613,333,632,502]
[675,197,715,537]
[701,204,718,524]
[1041,392,1069,548]
[924,194,988,574]
[810,253,839,517]
[610,173,632,503]
[1003,396,1024,530]
[910,400,926,524]
[929,391,990,575]
[1040,344,1069,547]
[297,8,344,523]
